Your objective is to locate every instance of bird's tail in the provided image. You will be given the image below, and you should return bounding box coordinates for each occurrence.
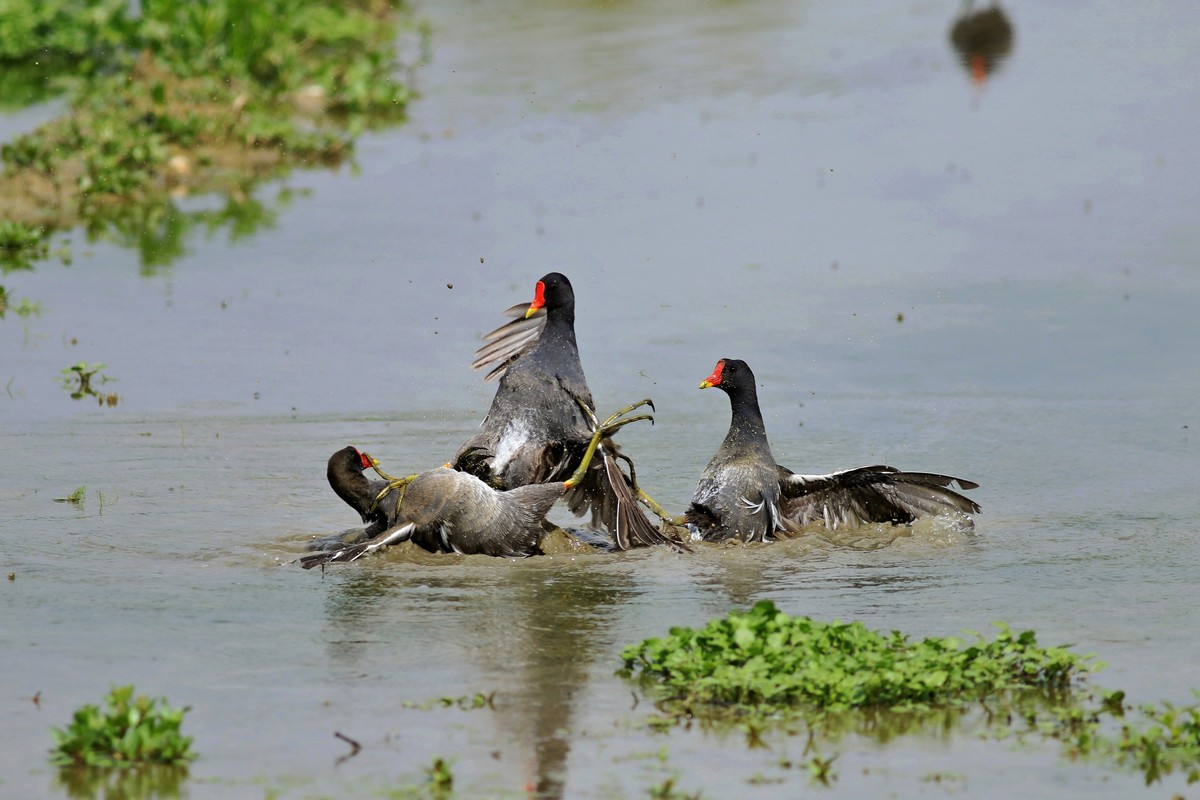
[599,447,690,552]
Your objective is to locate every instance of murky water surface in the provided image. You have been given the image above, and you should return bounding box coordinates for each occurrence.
[3,1,1200,797]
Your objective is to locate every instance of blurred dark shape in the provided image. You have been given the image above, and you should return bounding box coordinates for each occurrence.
[949,1,1015,85]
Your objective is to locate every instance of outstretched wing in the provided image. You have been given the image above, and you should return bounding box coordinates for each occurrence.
[470,303,548,382]
[778,464,980,529]
[298,523,416,569]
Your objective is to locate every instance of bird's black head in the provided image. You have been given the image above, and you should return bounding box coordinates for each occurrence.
[699,358,753,392]
[328,445,371,476]
[527,272,575,318]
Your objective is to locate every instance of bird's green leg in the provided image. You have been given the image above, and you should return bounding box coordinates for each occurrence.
[566,398,655,486]
[635,488,686,526]
[565,426,605,487]
[360,452,418,516]
[597,397,655,438]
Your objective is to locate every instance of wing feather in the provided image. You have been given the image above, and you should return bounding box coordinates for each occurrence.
[565,445,689,552]
[299,523,416,569]
[778,464,980,529]
[470,305,548,382]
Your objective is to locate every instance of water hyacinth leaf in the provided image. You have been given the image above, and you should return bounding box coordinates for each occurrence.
[622,601,1094,713]
[50,685,195,768]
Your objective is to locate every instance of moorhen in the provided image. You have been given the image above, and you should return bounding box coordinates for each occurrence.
[455,272,677,550]
[949,1,1014,85]
[303,402,649,567]
[682,358,981,543]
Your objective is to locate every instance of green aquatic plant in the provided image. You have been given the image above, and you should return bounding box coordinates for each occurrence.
[55,485,87,505]
[59,361,118,404]
[0,220,48,271]
[646,776,704,800]
[0,0,426,269]
[0,0,130,108]
[624,603,1200,786]
[1118,697,1200,784]
[403,692,493,711]
[806,752,837,786]
[0,279,45,324]
[1042,691,1200,785]
[50,685,195,767]
[424,756,454,796]
[622,600,1092,713]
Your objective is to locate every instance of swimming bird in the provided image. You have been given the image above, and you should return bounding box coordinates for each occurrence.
[454,272,676,551]
[682,358,981,543]
[303,402,649,566]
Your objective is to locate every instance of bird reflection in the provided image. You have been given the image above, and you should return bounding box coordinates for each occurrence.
[319,551,633,800]
[949,1,1014,86]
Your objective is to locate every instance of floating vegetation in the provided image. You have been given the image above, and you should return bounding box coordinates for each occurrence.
[622,601,1200,785]
[0,290,44,319]
[622,601,1091,713]
[0,219,48,271]
[403,692,495,711]
[1045,691,1200,785]
[0,0,427,269]
[58,361,118,405]
[646,776,705,799]
[50,685,195,768]
[55,485,87,505]
[424,756,454,797]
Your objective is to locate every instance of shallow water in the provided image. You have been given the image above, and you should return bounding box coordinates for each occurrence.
[3,1,1200,797]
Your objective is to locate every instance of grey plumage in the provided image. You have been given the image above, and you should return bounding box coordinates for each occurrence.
[686,359,980,543]
[303,448,571,568]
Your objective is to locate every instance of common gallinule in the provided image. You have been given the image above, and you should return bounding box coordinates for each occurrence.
[949,1,1014,85]
[303,402,650,566]
[681,358,981,543]
[455,272,678,550]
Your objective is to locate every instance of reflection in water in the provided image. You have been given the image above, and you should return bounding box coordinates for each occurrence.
[54,764,190,800]
[83,190,284,274]
[320,555,634,800]
[57,361,119,406]
[949,1,1015,86]
[649,686,1082,757]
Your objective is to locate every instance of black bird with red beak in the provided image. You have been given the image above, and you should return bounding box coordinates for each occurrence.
[685,358,981,543]
[454,272,676,550]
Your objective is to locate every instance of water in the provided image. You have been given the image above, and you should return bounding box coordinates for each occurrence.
[3,1,1200,797]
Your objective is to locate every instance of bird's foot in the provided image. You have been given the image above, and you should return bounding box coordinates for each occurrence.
[598,397,655,437]
[359,451,417,516]
[361,452,412,484]
[567,398,655,487]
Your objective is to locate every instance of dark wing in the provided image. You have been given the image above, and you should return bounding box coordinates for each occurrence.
[470,303,548,382]
[778,464,980,529]
[299,523,416,569]
[565,443,689,552]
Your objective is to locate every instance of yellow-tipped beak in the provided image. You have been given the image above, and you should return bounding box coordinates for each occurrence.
[699,380,714,389]
[525,280,547,318]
